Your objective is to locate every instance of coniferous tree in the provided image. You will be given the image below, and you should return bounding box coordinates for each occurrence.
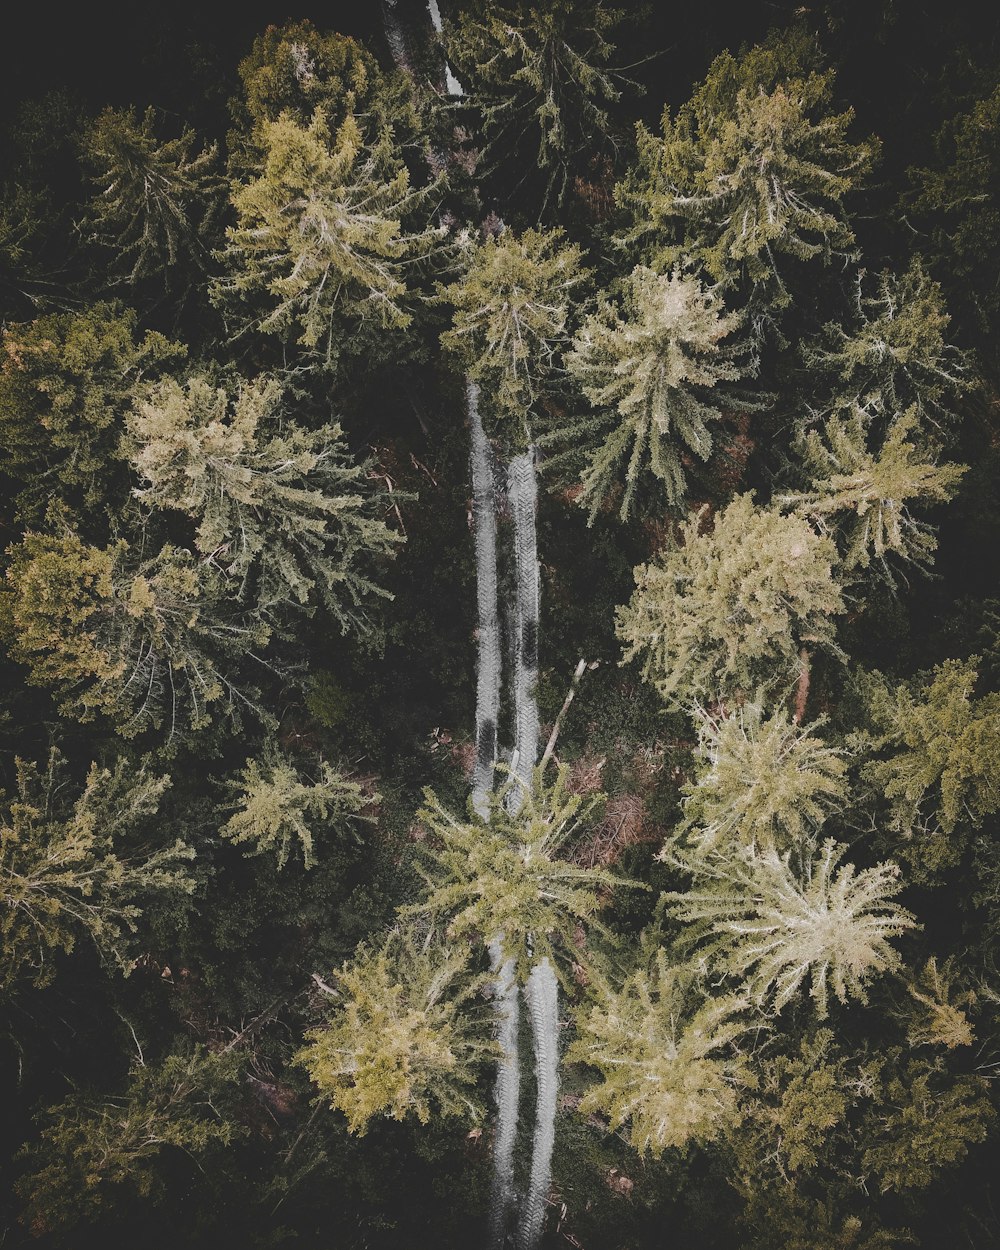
[1,750,193,993]
[441,225,585,435]
[17,1047,242,1237]
[860,658,1000,875]
[127,372,399,626]
[617,493,844,708]
[676,701,848,855]
[1,532,268,739]
[906,80,1000,354]
[801,260,973,428]
[727,1030,944,1249]
[220,748,372,870]
[617,30,878,303]
[233,20,405,147]
[296,928,497,1133]
[553,264,756,520]
[78,107,223,287]
[902,956,976,1050]
[665,838,916,1018]
[568,951,749,1156]
[857,1053,994,1195]
[408,769,630,983]
[446,0,624,221]
[217,106,441,371]
[781,408,966,579]
[0,304,185,519]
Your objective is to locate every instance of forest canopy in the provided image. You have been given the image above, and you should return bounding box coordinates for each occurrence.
[1,2,1000,1248]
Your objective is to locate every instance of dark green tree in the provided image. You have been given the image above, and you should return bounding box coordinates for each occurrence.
[78,107,223,287]
[446,0,624,220]
[17,1047,242,1238]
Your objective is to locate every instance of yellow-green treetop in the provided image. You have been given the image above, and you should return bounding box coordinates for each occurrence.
[1,749,193,994]
[127,373,399,627]
[1,533,267,740]
[665,838,916,1018]
[218,107,441,369]
[0,304,184,519]
[781,408,967,578]
[568,951,749,1156]
[675,701,848,855]
[559,265,755,520]
[863,658,1000,840]
[407,767,635,985]
[617,30,877,297]
[220,749,372,870]
[440,226,585,434]
[230,20,418,175]
[617,494,844,708]
[296,929,496,1134]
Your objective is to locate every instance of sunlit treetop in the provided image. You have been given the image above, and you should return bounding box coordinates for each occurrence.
[127,372,399,627]
[238,22,383,133]
[217,107,443,372]
[296,928,497,1134]
[231,21,420,170]
[220,748,373,870]
[617,494,844,710]
[1,532,268,742]
[862,657,1000,839]
[676,700,848,856]
[406,767,637,985]
[666,838,917,1018]
[568,950,749,1156]
[901,956,976,1051]
[780,407,967,581]
[617,28,878,299]
[0,304,185,522]
[440,226,585,434]
[552,264,757,521]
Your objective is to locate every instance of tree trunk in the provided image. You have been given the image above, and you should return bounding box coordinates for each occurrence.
[488,938,521,1249]
[505,448,540,812]
[470,378,501,821]
[519,957,559,1250]
[506,446,556,1250]
[380,0,414,74]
